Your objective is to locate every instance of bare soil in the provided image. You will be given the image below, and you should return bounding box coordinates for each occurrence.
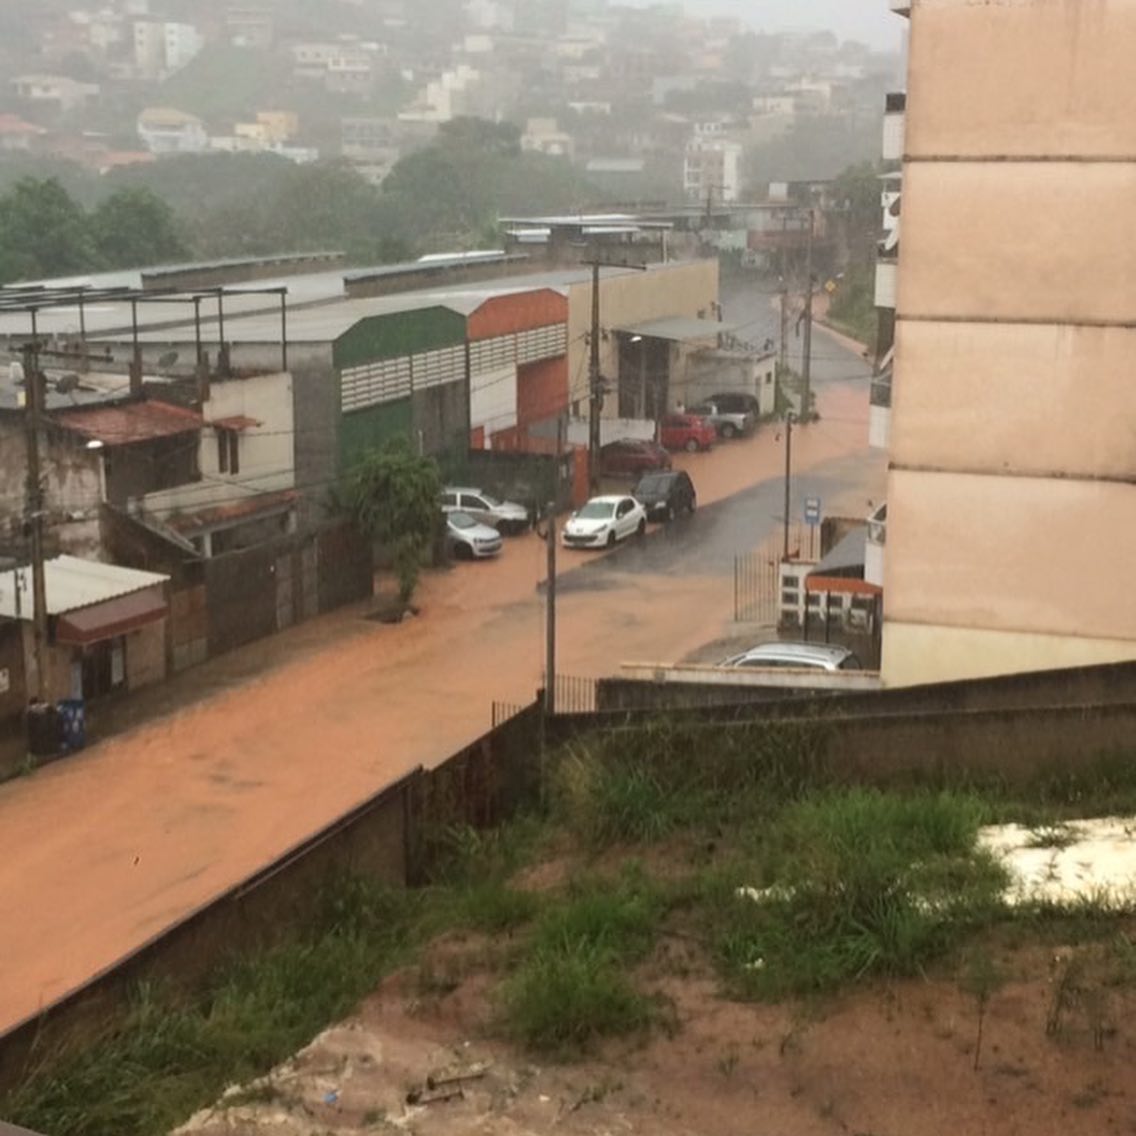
[178,929,1136,1136]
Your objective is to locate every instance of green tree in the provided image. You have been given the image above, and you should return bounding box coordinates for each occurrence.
[343,439,442,603]
[90,187,189,269]
[379,116,596,250]
[0,177,99,284]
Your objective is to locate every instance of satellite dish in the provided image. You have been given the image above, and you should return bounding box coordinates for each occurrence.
[157,350,179,369]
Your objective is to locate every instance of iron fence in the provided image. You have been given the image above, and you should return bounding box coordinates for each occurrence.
[491,700,528,728]
[734,524,814,624]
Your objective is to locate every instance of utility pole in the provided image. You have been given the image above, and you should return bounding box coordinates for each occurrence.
[778,212,790,378]
[543,415,565,715]
[801,207,816,420]
[782,412,794,561]
[588,260,602,495]
[22,339,49,702]
[585,258,648,495]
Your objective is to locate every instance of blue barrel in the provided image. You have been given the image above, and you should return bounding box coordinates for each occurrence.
[56,699,86,753]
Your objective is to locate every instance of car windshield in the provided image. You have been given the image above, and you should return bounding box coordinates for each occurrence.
[479,493,502,506]
[449,512,477,529]
[637,475,669,493]
[577,500,616,520]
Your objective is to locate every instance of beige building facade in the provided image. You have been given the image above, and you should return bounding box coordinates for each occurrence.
[882,0,1136,686]
[565,259,721,416]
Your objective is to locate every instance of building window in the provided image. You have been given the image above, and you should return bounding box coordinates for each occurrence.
[216,428,240,474]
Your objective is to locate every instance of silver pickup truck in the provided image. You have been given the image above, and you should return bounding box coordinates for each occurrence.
[689,400,755,439]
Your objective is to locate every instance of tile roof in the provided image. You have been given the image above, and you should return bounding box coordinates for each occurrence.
[52,399,203,445]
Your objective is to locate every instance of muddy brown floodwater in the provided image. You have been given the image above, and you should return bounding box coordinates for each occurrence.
[0,375,877,1034]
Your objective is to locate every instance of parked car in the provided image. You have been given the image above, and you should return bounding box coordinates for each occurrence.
[562,495,648,549]
[600,437,672,476]
[445,511,503,559]
[710,391,761,419]
[440,487,530,534]
[689,400,755,440]
[659,412,717,453]
[718,642,863,671]
[633,469,696,522]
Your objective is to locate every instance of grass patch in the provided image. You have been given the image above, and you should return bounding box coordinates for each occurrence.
[499,866,665,1054]
[553,718,832,846]
[702,789,1008,998]
[501,943,654,1054]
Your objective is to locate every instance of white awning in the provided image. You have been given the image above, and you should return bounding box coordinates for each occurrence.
[0,555,169,620]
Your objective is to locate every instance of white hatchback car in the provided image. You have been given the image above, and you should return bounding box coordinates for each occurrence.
[446,511,503,559]
[561,495,647,550]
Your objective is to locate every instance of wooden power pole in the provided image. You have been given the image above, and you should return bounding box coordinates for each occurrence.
[22,339,49,702]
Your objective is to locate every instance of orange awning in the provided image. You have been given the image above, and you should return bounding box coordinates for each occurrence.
[805,575,883,597]
[55,588,167,646]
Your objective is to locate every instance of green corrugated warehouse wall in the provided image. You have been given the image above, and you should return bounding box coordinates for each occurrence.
[334,306,468,472]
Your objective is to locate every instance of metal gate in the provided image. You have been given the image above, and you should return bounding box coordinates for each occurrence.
[734,525,805,624]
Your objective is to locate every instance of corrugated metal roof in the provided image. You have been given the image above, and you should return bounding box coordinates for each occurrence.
[0,555,169,620]
[53,399,203,444]
[106,264,674,347]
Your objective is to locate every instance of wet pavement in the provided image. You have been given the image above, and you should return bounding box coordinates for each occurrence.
[0,304,883,1036]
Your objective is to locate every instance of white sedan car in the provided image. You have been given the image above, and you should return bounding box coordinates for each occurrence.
[561,495,648,550]
[446,511,503,559]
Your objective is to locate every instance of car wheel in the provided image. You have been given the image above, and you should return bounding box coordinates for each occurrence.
[684,437,699,453]
[606,531,616,548]
[721,423,737,439]
[637,518,646,537]
[456,542,473,561]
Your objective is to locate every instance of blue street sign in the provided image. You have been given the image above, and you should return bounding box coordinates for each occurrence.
[804,496,822,526]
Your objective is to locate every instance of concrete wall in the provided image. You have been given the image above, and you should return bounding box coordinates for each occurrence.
[125,620,167,691]
[0,421,103,561]
[883,0,1136,686]
[565,259,720,414]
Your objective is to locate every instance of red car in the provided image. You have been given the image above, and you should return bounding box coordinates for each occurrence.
[600,438,672,475]
[659,413,717,453]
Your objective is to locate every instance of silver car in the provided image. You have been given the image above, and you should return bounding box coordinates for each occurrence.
[689,401,755,440]
[440,487,530,534]
[446,511,502,559]
[718,642,862,671]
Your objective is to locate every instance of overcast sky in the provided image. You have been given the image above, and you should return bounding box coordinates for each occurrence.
[635,1,904,51]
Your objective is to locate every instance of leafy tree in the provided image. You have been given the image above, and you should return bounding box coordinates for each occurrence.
[0,177,99,284]
[343,439,442,604]
[831,160,883,265]
[264,160,387,258]
[90,187,189,269]
[379,116,596,249]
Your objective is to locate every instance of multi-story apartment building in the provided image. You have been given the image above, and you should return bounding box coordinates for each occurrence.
[683,123,742,204]
[880,0,1136,686]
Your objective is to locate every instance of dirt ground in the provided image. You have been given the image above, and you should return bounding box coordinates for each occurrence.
[177,930,1136,1136]
[0,356,880,1035]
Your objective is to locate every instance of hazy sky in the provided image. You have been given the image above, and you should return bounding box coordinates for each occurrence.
[632,1,904,51]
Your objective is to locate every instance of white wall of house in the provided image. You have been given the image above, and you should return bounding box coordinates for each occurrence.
[471,363,516,444]
[143,372,294,517]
